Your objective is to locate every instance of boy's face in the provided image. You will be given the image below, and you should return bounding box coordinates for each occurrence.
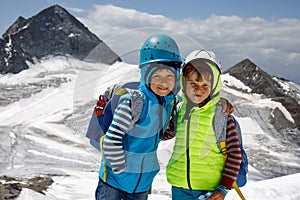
[185,71,211,104]
[150,69,176,96]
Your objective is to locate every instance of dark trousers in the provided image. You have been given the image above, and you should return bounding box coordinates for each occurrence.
[95,178,149,200]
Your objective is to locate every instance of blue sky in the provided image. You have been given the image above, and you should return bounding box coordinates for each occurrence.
[1,0,300,34]
[1,0,300,84]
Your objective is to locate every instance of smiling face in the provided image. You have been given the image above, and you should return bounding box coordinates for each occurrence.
[150,69,176,96]
[185,68,212,104]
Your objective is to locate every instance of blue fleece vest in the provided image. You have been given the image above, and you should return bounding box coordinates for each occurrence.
[99,91,175,193]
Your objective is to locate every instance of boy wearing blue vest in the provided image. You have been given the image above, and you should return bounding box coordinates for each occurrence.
[95,34,183,200]
[166,50,242,200]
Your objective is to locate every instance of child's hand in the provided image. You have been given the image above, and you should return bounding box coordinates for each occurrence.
[161,116,176,140]
[219,98,234,115]
[112,164,126,174]
[207,190,225,200]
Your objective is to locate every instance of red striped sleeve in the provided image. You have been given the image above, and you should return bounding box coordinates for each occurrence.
[219,115,243,189]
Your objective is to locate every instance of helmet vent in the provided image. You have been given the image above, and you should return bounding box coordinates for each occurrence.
[139,34,183,66]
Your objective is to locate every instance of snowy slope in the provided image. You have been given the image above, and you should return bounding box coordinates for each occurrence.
[0,57,299,199]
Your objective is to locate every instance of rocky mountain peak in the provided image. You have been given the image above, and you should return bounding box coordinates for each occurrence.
[223,58,300,130]
[2,16,27,37]
[223,58,283,97]
[0,4,121,74]
[2,5,70,37]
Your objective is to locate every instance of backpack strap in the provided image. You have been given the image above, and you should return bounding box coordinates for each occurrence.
[126,89,144,123]
[232,115,243,146]
[116,88,144,123]
[232,182,246,200]
[213,105,227,153]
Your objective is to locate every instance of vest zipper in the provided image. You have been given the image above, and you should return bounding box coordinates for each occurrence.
[186,113,193,190]
[155,97,165,146]
[133,156,145,193]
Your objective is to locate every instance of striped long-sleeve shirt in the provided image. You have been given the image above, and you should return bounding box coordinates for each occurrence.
[102,99,133,174]
[219,115,243,189]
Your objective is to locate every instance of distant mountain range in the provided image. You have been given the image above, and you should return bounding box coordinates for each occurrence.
[0,5,121,74]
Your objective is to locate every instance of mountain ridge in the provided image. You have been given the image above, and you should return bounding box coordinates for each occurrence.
[223,58,300,130]
[0,5,121,74]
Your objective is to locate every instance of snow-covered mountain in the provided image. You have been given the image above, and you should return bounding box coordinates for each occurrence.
[222,59,300,179]
[0,56,299,199]
[0,5,121,74]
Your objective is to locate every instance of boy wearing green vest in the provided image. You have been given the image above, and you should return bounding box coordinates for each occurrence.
[166,50,242,200]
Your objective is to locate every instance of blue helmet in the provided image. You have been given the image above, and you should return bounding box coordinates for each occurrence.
[139,34,183,67]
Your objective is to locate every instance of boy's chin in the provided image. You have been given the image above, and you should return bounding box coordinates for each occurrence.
[154,90,173,97]
[191,98,203,104]
[155,92,170,97]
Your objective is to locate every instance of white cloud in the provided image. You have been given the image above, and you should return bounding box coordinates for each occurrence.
[67,7,85,13]
[81,5,171,37]
[79,5,300,84]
